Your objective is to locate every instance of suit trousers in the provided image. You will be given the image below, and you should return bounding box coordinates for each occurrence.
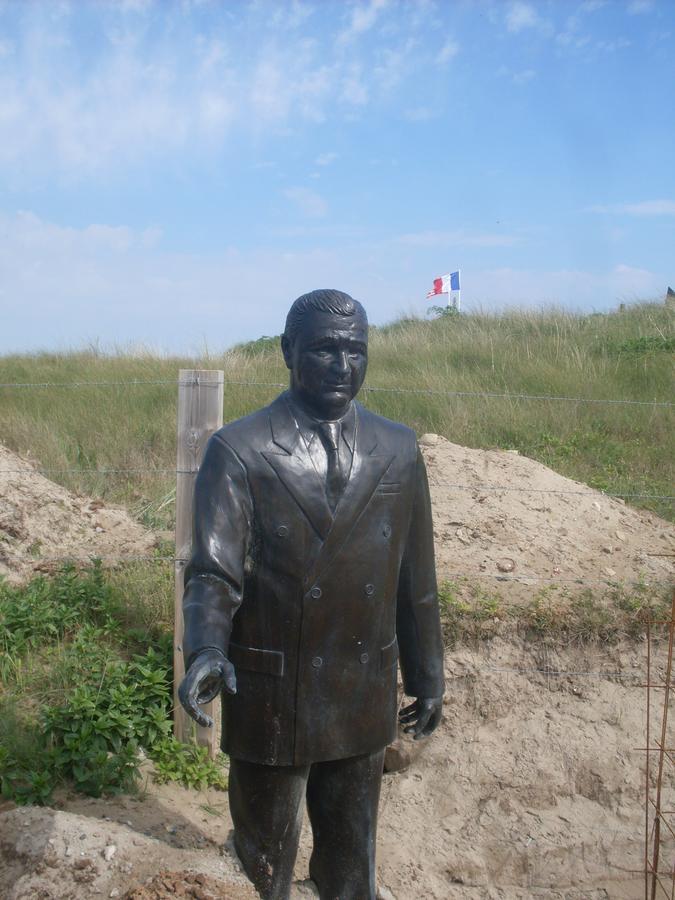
[229,749,385,900]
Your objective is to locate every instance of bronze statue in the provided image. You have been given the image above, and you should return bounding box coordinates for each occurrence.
[179,289,444,900]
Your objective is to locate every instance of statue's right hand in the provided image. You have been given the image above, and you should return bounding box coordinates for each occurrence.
[178,648,237,729]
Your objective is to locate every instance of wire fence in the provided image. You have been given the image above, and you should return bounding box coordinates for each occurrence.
[0,374,672,587]
[1,376,673,407]
[1,464,673,502]
[0,552,670,591]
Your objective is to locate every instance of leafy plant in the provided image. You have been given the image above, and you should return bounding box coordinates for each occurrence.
[0,566,227,804]
[152,738,228,791]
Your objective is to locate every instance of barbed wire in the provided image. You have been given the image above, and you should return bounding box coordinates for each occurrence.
[0,377,672,408]
[0,379,177,388]
[362,384,674,408]
[482,664,643,679]
[0,466,672,501]
[1,554,671,588]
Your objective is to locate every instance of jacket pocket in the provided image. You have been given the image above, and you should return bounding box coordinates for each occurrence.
[228,642,285,677]
[376,482,401,495]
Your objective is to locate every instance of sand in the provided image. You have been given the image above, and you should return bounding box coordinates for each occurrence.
[0,442,159,583]
[0,436,673,897]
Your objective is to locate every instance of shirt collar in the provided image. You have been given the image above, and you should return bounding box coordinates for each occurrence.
[285,394,356,453]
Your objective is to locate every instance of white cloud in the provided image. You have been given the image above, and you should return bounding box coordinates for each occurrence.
[0,2,435,178]
[403,106,436,122]
[628,0,654,13]
[315,152,338,166]
[437,38,459,64]
[595,37,631,52]
[466,264,664,310]
[395,230,520,248]
[505,2,539,33]
[340,0,389,41]
[341,65,369,106]
[373,41,417,91]
[512,68,536,85]
[283,187,328,218]
[587,200,675,216]
[0,210,666,354]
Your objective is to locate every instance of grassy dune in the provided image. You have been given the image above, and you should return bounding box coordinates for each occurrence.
[0,301,672,526]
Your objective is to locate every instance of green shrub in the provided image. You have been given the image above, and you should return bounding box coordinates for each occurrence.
[0,566,227,804]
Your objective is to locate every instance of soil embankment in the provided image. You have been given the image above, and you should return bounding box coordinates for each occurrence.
[0,640,659,898]
[0,436,673,898]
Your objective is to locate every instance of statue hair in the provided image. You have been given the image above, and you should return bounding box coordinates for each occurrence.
[284,289,367,345]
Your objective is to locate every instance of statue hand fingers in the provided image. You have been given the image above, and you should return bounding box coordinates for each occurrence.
[420,707,443,737]
[398,706,419,724]
[178,678,214,728]
[398,700,418,720]
[410,711,433,739]
[220,658,237,695]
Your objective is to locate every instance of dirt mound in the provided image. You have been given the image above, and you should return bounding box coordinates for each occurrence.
[125,870,255,899]
[0,443,158,583]
[0,641,662,898]
[0,806,257,900]
[420,434,673,595]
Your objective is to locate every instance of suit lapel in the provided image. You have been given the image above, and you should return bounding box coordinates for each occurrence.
[309,404,394,583]
[261,396,334,540]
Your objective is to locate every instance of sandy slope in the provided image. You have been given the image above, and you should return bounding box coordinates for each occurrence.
[0,639,666,899]
[420,434,673,595]
[0,443,159,583]
[0,437,673,897]
[0,435,672,591]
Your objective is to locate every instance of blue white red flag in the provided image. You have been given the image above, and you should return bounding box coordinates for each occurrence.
[426,271,460,298]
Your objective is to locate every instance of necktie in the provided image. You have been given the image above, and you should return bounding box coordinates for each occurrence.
[318,421,345,510]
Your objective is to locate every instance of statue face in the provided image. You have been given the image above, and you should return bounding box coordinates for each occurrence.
[283,311,368,419]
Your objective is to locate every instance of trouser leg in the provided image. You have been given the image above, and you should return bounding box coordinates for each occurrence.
[306,749,385,900]
[228,757,309,900]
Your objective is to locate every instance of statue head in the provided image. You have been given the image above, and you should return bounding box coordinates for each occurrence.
[281,289,369,420]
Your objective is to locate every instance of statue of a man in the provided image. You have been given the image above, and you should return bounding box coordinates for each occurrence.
[179,289,444,900]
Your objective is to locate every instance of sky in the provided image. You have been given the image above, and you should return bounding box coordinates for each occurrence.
[1,0,674,355]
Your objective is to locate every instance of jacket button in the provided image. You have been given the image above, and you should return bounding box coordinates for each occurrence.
[312,656,323,668]
[310,586,322,599]
[276,525,289,537]
[365,584,375,596]
[360,652,369,664]
[383,524,392,538]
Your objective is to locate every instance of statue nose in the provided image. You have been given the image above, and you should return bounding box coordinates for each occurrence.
[333,351,350,374]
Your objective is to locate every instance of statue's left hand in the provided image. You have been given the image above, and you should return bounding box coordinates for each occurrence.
[398,696,443,740]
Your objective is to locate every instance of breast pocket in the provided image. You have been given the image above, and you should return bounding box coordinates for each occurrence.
[375,482,401,496]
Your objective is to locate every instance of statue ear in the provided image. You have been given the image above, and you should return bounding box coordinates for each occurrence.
[281,334,293,370]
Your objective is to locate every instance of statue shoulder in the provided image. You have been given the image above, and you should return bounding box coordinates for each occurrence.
[356,403,418,455]
[211,395,282,453]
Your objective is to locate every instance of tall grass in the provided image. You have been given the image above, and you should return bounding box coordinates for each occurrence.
[0,302,672,525]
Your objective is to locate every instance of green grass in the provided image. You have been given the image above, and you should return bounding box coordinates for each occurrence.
[0,301,673,526]
[438,577,672,648]
[0,563,227,805]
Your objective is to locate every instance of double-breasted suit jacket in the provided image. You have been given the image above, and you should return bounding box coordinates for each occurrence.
[182,391,445,767]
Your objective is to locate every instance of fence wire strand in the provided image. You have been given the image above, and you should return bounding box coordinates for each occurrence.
[0,468,672,501]
[0,377,672,407]
[1,554,671,589]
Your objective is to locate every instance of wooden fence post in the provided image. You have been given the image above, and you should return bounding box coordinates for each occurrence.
[174,369,224,756]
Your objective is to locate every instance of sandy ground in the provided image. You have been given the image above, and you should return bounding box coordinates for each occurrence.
[2,434,671,590]
[1,639,670,899]
[1,436,674,897]
[0,443,159,583]
[420,434,673,596]
[0,444,157,582]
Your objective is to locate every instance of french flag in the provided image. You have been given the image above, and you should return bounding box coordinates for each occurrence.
[426,271,460,298]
